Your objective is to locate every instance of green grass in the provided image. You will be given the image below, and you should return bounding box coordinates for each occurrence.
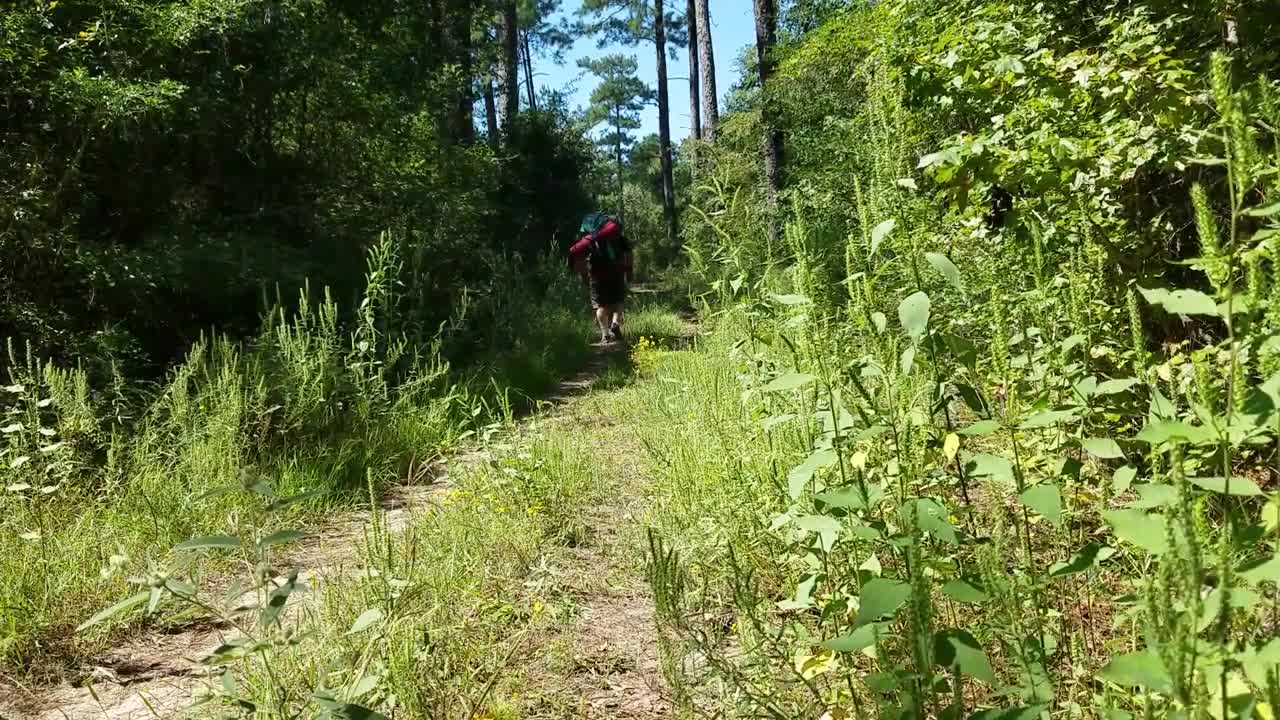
[0,242,600,676]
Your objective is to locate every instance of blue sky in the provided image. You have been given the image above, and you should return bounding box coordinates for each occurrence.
[539,1,756,141]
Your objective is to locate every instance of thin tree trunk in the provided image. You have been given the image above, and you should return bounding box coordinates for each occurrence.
[655,0,678,247]
[521,32,538,112]
[694,0,718,138]
[483,73,499,149]
[753,0,783,243]
[614,107,625,224]
[686,0,701,140]
[500,0,520,130]
[456,0,475,144]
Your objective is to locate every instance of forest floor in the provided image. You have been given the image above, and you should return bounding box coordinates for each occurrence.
[0,306,695,720]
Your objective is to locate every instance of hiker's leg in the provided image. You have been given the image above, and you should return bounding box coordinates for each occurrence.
[595,305,610,333]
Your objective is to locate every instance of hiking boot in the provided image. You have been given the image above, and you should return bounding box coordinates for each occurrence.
[610,322,623,342]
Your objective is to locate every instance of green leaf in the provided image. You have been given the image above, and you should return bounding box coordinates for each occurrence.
[1243,201,1280,217]
[1019,485,1062,527]
[1019,409,1078,429]
[175,535,241,552]
[823,623,884,653]
[871,312,887,333]
[1239,554,1280,585]
[934,629,995,683]
[925,253,963,291]
[795,514,842,552]
[1096,378,1141,396]
[965,453,1013,484]
[871,219,896,255]
[771,293,811,306]
[258,530,305,550]
[816,484,883,510]
[959,419,1000,436]
[788,449,837,499]
[941,579,989,604]
[855,578,911,627]
[1049,543,1116,578]
[1138,287,1219,317]
[1189,476,1264,496]
[260,573,298,629]
[1112,466,1137,494]
[909,498,958,544]
[1103,509,1169,554]
[1136,420,1213,445]
[1241,639,1280,689]
[764,373,816,392]
[1129,483,1177,509]
[347,608,384,635]
[1099,650,1172,693]
[1082,437,1125,460]
[898,291,931,341]
[1197,587,1261,632]
[76,591,150,632]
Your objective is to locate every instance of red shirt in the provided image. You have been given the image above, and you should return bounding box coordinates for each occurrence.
[569,221,631,280]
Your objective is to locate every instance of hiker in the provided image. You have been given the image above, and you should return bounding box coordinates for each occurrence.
[568,212,633,343]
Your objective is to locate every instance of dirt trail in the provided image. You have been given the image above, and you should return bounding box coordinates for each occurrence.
[0,339,665,720]
[520,401,671,719]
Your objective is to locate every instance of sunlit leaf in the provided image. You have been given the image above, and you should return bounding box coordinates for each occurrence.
[76,591,150,632]
[1138,286,1219,317]
[258,530,305,550]
[1082,437,1125,460]
[764,373,816,392]
[1019,485,1062,527]
[1099,650,1173,693]
[934,629,995,683]
[1136,420,1213,445]
[1049,543,1115,578]
[1102,509,1169,554]
[959,419,1000,436]
[771,293,811,306]
[965,453,1013,484]
[1240,555,1280,585]
[347,608,384,635]
[1112,466,1137,494]
[942,579,989,603]
[1095,378,1141,395]
[788,449,837,499]
[854,578,911,627]
[1190,476,1264,496]
[871,219,896,256]
[898,291,931,341]
[1019,409,1078,429]
[926,253,963,291]
[823,623,884,653]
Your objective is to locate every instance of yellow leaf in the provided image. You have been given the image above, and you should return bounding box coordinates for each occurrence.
[943,433,959,463]
[795,648,839,679]
[851,450,867,471]
[1263,496,1280,535]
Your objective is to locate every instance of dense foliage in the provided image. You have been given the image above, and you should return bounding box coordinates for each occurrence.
[1,0,595,373]
[658,0,1280,718]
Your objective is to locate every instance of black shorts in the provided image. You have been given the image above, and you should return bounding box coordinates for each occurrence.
[590,274,627,308]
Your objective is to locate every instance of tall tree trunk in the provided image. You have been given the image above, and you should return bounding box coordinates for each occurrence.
[654,0,678,247]
[500,0,520,130]
[456,0,475,144]
[614,107,625,224]
[521,32,538,112]
[686,0,701,140]
[483,73,499,149]
[753,0,783,242]
[694,0,718,138]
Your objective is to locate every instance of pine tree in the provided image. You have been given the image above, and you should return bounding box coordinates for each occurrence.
[579,54,654,223]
